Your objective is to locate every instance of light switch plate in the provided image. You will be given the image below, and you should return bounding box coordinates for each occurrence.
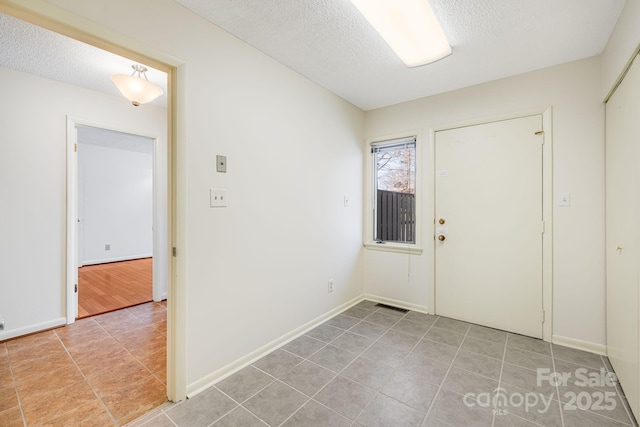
[210,188,228,207]
[216,155,227,173]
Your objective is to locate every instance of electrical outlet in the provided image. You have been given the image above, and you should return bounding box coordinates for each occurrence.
[210,188,228,207]
[0,318,4,331]
[328,279,334,293]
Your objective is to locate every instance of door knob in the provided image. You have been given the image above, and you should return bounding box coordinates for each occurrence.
[438,218,446,225]
[438,235,446,241]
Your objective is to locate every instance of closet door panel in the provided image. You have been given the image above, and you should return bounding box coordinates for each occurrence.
[606,54,640,418]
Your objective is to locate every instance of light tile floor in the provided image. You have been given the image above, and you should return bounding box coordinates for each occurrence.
[0,301,167,426]
[131,300,638,427]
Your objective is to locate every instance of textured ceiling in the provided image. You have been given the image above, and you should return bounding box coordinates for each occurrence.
[0,12,167,107]
[0,1,626,111]
[175,0,626,110]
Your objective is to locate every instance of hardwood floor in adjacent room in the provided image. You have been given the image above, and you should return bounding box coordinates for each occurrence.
[78,258,153,318]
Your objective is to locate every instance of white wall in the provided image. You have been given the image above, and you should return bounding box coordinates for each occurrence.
[363,57,606,348]
[78,136,153,265]
[32,0,365,393]
[0,65,166,340]
[602,0,640,98]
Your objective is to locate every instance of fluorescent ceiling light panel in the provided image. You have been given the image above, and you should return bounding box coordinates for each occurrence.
[351,0,451,67]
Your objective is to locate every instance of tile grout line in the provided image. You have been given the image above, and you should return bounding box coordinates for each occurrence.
[492,332,508,427]
[491,334,509,427]
[421,321,471,426]
[276,396,313,427]
[549,342,566,427]
[93,310,168,387]
[338,308,469,424]
[205,386,264,427]
[253,310,388,425]
[61,305,168,425]
[53,326,119,426]
[499,338,634,427]
[4,345,28,427]
[274,306,390,425]
[210,365,288,427]
[239,305,409,425]
[329,308,444,423]
[125,402,177,427]
[605,354,638,427]
[496,334,552,427]
[338,307,412,424]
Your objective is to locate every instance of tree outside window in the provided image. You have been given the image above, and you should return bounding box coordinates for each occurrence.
[372,137,416,243]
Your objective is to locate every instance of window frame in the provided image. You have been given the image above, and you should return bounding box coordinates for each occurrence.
[364,130,423,254]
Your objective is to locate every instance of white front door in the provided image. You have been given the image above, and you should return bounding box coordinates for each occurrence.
[434,115,544,338]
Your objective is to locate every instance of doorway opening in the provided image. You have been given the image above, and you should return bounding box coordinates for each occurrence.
[68,118,169,322]
[1,1,184,403]
[76,126,159,318]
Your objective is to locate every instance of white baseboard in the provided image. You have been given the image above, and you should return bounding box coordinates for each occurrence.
[186,295,364,397]
[0,317,66,342]
[552,334,607,356]
[154,292,167,302]
[363,293,430,314]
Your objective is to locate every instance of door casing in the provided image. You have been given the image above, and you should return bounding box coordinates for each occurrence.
[428,107,553,342]
[0,0,188,402]
[67,119,168,322]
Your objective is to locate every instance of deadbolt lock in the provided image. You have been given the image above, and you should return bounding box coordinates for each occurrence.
[438,218,446,225]
[438,235,446,241]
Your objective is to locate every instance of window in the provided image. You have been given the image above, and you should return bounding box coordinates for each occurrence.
[365,133,421,253]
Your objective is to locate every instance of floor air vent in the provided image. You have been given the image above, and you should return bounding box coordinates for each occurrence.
[375,303,409,313]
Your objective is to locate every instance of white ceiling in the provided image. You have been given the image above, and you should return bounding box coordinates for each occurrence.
[0,12,167,107]
[0,1,626,111]
[175,0,626,110]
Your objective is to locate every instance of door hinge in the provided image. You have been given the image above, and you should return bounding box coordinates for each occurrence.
[542,310,546,322]
[172,247,177,257]
[74,284,78,293]
[74,143,77,152]
[535,130,544,144]
[541,221,545,234]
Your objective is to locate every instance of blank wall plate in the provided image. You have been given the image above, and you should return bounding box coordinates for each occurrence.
[558,193,571,207]
[210,188,228,207]
[216,155,227,173]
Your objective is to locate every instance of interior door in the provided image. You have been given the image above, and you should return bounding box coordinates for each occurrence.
[435,115,543,338]
[606,54,640,418]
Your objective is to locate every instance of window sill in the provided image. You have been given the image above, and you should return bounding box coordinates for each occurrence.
[364,242,423,255]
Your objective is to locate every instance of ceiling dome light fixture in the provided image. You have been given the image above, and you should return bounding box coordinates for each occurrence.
[111,64,164,106]
[351,0,452,67]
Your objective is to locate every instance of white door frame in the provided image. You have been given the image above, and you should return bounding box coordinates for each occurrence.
[66,117,169,322]
[429,107,553,342]
[0,0,187,402]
